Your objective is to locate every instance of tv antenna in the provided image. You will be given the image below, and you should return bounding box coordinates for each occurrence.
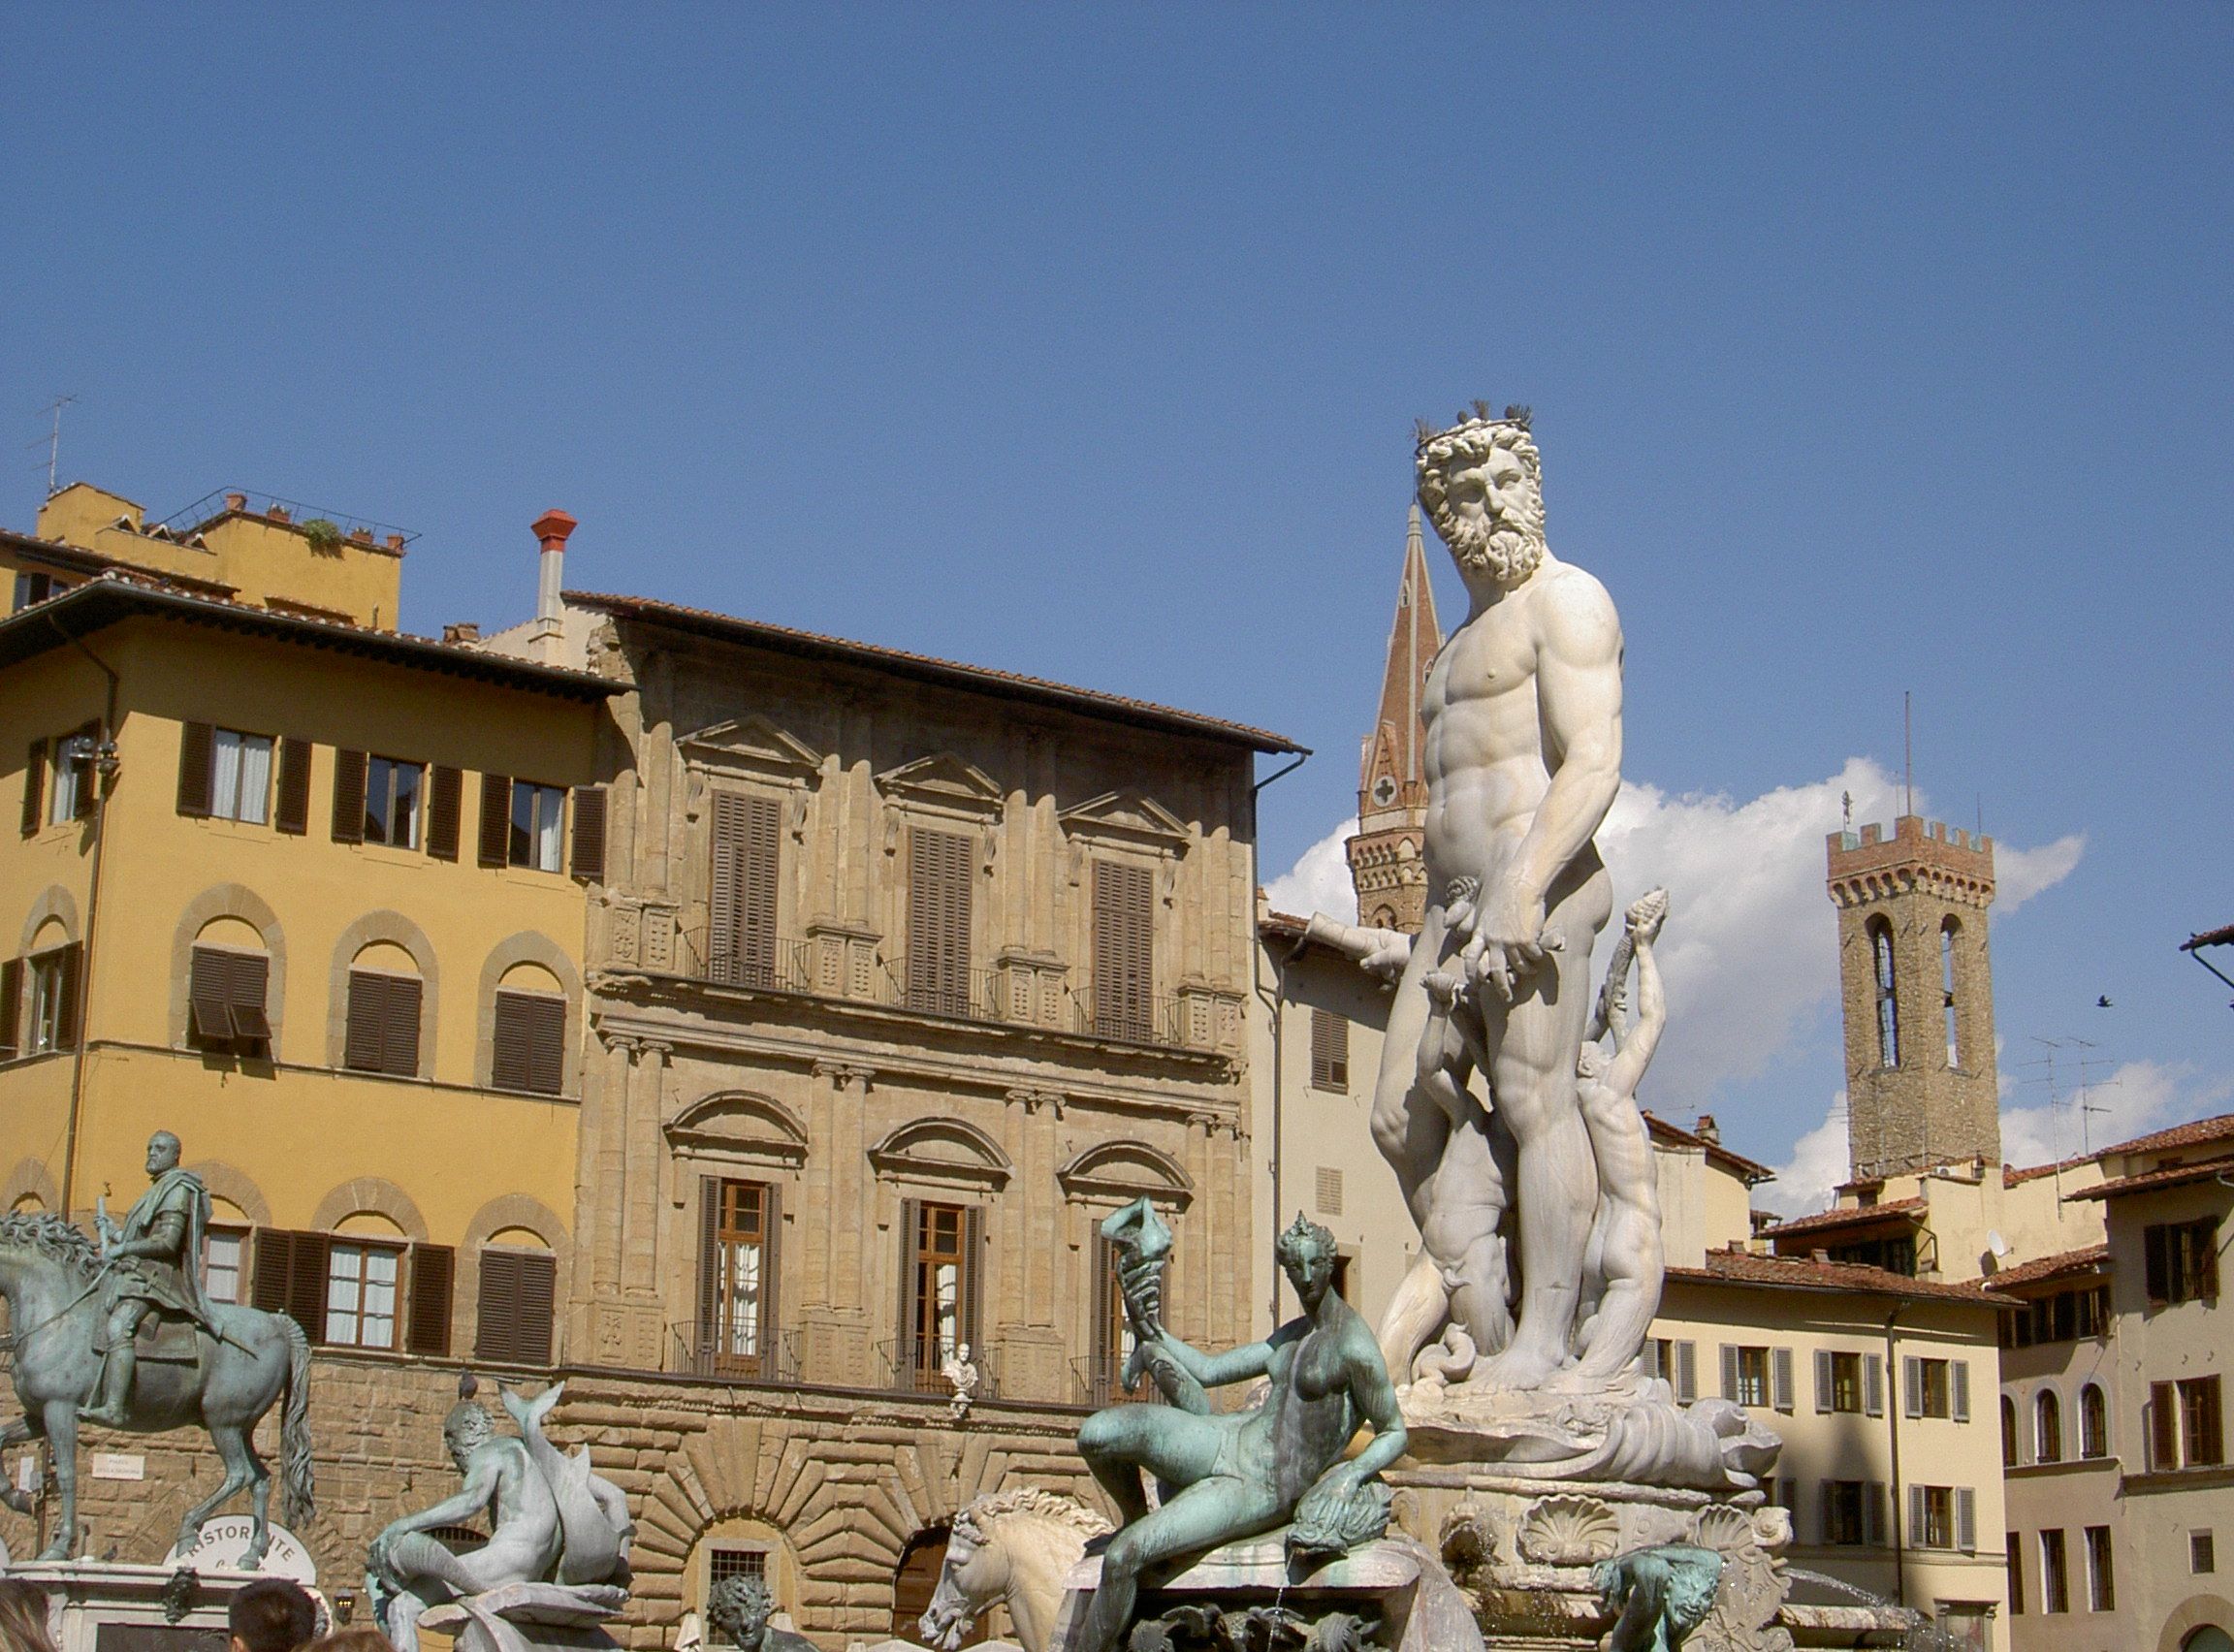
[1903,690,1914,818]
[2019,1035,2115,1159]
[30,395,77,498]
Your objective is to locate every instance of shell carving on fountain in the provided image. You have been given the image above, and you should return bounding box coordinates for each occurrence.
[1677,1499,1796,1652]
[1516,1495,1621,1566]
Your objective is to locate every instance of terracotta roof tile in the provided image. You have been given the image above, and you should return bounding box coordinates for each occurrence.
[1761,1196,1926,1237]
[569,589,1304,754]
[2004,1156,2094,1186]
[1640,1112,1777,1184]
[2094,1112,2234,1160]
[2065,1154,2234,1202]
[1984,1244,2110,1288]
[2183,924,2234,950]
[1670,1250,2014,1306]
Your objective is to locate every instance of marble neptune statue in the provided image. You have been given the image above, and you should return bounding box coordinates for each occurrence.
[1071,1201,1407,1652]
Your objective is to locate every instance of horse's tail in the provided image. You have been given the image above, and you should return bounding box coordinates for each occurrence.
[275,1311,316,1527]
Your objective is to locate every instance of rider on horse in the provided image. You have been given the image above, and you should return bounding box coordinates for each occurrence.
[80,1130,214,1427]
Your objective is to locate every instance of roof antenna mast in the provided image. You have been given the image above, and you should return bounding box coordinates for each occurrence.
[41,394,77,498]
[1903,689,1913,818]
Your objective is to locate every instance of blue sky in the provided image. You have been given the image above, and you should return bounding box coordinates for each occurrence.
[6,8,2231,1200]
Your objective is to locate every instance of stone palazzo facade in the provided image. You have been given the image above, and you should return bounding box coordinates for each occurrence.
[555,591,1295,1642]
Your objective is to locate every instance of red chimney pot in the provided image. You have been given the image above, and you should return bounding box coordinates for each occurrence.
[531,510,578,553]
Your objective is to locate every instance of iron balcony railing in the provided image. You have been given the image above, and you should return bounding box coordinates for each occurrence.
[873,1337,1001,1401]
[670,1323,804,1385]
[667,924,1196,1052]
[1070,1355,1160,1409]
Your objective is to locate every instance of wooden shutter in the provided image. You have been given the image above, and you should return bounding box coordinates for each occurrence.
[1093,860,1154,1040]
[516,1251,556,1365]
[427,766,463,861]
[331,748,368,842]
[53,941,83,1051]
[274,738,312,834]
[697,1179,723,1360]
[2199,1222,2222,1299]
[1904,1356,1924,1418]
[1674,1340,1697,1403]
[406,1243,455,1355]
[1720,1344,1739,1402]
[1864,1483,1887,1547]
[0,957,18,1059]
[896,1197,921,1381]
[1772,1346,1795,1413]
[1865,1352,1885,1416]
[479,773,511,867]
[176,721,214,817]
[491,991,564,1094]
[252,1229,329,1341]
[2151,1382,2179,1468]
[1952,1358,1971,1422]
[709,793,781,986]
[1310,1007,1349,1089]
[962,1204,985,1359]
[386,975,423,1076]
[344,971,386,1070]
[476,1248,522,1362]
[20,740,45,836]
[2145,1223,2171,1302]
[2198,1378,2226,1465]
[1908,1484,1928,1547]
[226,951,271,1044]
[1815,1350,1835,1414]
[1955,1487,1977,1553]
[570,786,606,881]
[758,1182,782,1363]
[907,828,973,1013]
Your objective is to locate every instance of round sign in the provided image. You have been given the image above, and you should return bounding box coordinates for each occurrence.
[162,1516,317,1583]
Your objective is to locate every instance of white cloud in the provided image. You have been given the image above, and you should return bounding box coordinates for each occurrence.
[1998,834,2087,913]
[1263,816,1359,922]
[1263,757,2088,1139]
[1763,1093,1852,1218]
[1998,1059,2232,1168]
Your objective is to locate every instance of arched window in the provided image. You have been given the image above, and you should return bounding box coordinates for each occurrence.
[189,915,273,1058]
[2079,1383,2108,1458]
[1941,917,1962,1067]
[1869,918,1899,1067]
[2035,1388,2062,1463]
[2001,1394,2020,1467]
[344,940,424,1078]
[491,961,567,1096]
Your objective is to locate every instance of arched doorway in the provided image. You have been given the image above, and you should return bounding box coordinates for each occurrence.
[892,1526,987,1645]
[2183,1627,2234,1652]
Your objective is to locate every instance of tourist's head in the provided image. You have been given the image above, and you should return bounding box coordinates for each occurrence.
[0,1579,56,1652]
[1416,410,1546,588]
[1275,1211,1340,1300]
[442,1398,495,1470]
[227,1577,316,1652]
[146,1131,182,1176]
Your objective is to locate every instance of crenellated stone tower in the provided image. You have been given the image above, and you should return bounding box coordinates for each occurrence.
[1826,814,2000,1182]
[1346,507,1443,933]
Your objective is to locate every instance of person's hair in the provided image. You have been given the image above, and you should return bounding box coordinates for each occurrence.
[299,1632,392,1652]
[0,1579,57,1652]
[228,1578,317,1652]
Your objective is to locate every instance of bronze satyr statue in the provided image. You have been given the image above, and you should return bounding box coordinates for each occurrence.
[706,1574,814,1652]
[1071,1202,1408,1652]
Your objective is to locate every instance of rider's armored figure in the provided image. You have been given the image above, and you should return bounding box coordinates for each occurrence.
[82,1130,213,1425]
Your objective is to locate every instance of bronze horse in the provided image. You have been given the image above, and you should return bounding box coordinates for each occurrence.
[0,1213,312,1564]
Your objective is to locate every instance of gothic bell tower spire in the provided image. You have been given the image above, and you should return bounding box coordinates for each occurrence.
[1346,505,1443,933]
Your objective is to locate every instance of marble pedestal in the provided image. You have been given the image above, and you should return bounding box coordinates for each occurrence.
[1046,1534,1483,1652]
[4,1561,335,1652]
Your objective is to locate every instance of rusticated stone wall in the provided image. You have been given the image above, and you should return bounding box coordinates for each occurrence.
[0,1355,1100,1650]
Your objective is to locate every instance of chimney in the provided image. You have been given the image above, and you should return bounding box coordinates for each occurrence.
[527,510,577,665]
[1695,1114,1720,1145]
[224,492,247,511]
[384,533,405,553]
[442,621,482,646]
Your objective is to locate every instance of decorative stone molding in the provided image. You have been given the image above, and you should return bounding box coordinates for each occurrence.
[168,884,287,1052]
[2,1157,61,1215]
[803,918,879,1000]
[475,931,584,1096]
[1007,1087,1066,1118]
[17,884,80,952]
[184,1160,271,1227]
[868,1117,1012,1191]
[1055,789,1191,858]
[1516,1495,1620,1565]
[677,715,824,792]
[665,1091,812,1164]
[323,909,440,1078]
[993,947,1068,1028]
[310,1176,430,1241]
[874,752,1005,826]
[811,1060,875,1090]
[1057,1140,1194,1209]
[604,899,683,973]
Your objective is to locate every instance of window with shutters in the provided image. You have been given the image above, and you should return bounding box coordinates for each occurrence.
[1310,1007,1349,1091]
[708,793,782,988]
[345,969,424,1078]
[364,756,424,848]
[1827,1350,1863,1413]
[425,765,462,860]
[326,1242,402,1349]
[906,829,974,1017]
[906,1201,972,1389]
[25,947,74,1056]
[509,781,565,872]
[2180,1376,2224,1467]
[1089,1229,1153,1406]
[205,1227,247,1306]
[1823,1480,1867,1545]
[274,739,312,835]
[1724,1345,1770,1408]
[188,945,272,1055]
[43,726,96,827]
[1315,1166,1344,1217]
[1914,1486,1955,1550]
[474,1246,558,1366]
[697,1180,777,1377]
[1909,1355,1954,1419]
[2145,1218,2220,1305]
[2039,1529,2069,1611]
[491,990,566,1095]
[1092,860,1154,1041]
[209,729,274,824]
[1644,1338,1697,1401]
